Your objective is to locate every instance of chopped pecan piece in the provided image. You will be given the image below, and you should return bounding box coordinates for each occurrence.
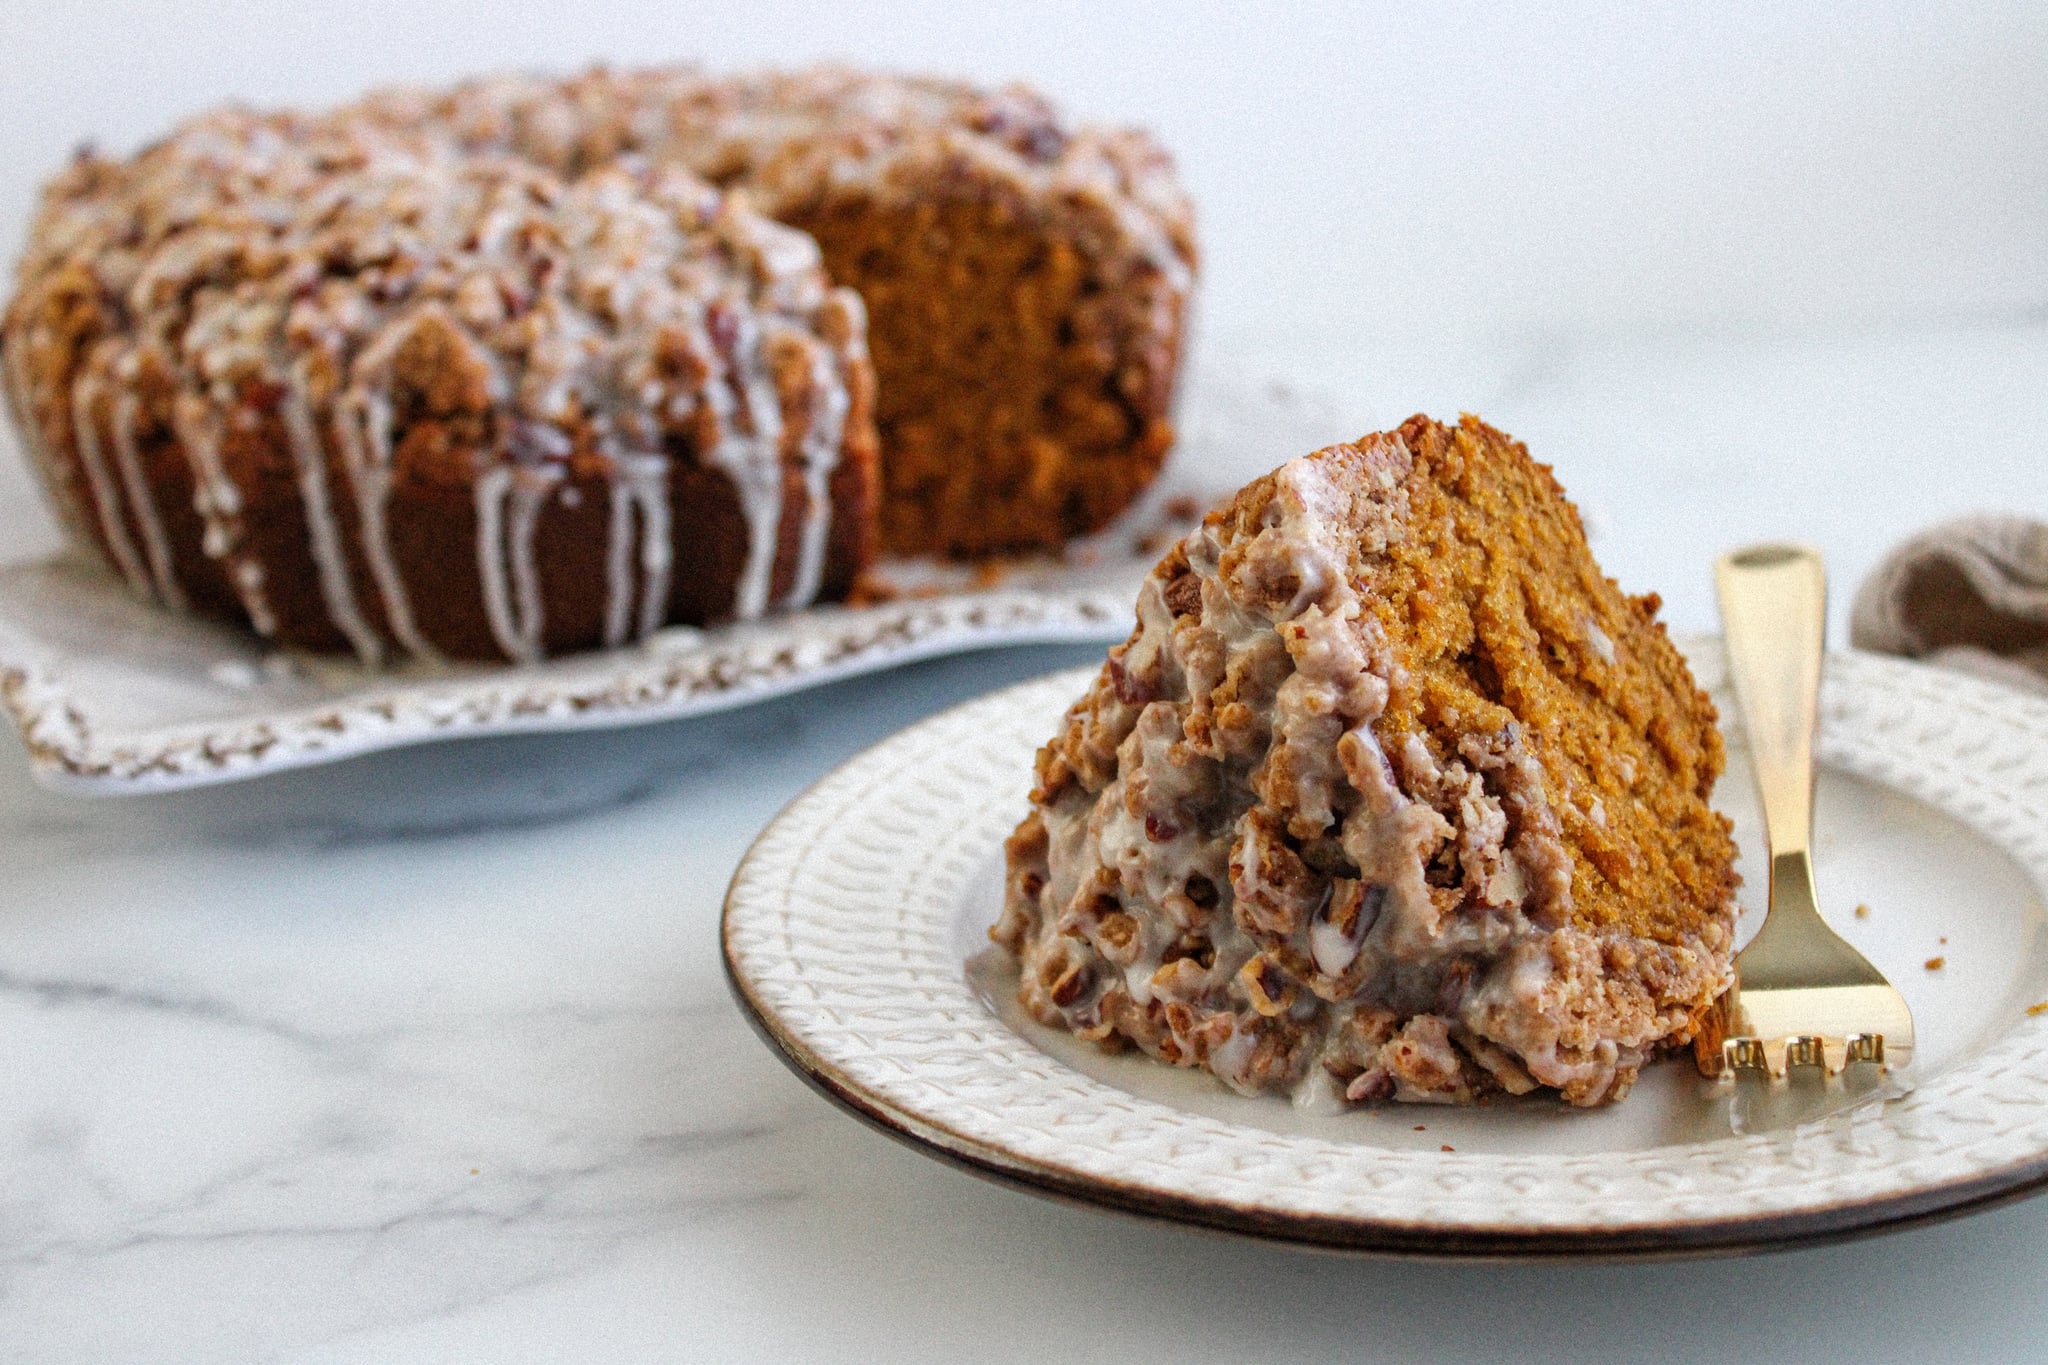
[1238,953,1297,1017]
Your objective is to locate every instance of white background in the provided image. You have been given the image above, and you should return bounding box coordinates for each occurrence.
[2,4,2048,1362]
[3,1,2045,340]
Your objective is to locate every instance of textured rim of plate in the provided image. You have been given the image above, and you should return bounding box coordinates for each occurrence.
[0,584,1130,793]
[723,641,2048,1259]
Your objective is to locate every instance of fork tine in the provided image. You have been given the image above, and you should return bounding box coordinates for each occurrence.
[1721,1036,1784,1078]
[1718,1037,1907,1082]
[1709,544,1916,1087]
[1719,1032,1870,1080]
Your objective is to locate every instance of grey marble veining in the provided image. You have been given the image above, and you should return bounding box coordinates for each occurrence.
[0,645,1103,1360]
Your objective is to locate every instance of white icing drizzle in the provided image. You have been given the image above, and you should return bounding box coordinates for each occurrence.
[631,464,673,642]
[65,365,153,596]
[506,466,560,659]
[231,558,276,637]
[701,314,787,622]
[601,451,672,647]
[602,474,636,649]
[171,392,277,637]
[281,361,382,663]
[474,462,565,663]
[786,338,850,609]
[109,378,188,609]
[1584,615,1616,665]
[473,464,520,661]
[334,384,439,663]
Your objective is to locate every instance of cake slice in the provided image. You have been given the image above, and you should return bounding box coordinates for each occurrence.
[993,415,1738,1106]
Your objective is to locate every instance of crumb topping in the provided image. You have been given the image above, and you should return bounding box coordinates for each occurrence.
[359,67,1194,283]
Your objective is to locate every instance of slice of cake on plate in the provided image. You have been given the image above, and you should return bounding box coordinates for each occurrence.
[993,414,1738,1106]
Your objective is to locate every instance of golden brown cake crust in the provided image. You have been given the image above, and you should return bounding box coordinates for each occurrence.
[996,415,1738,1107]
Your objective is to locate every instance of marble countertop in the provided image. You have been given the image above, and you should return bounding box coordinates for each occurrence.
[4,317,2047,1363]
[5,4,2048,1359]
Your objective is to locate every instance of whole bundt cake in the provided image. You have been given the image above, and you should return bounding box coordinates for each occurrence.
[1,67,1196,663]
[995,415,1739,1107]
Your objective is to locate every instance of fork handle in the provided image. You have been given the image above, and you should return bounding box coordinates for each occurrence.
[1715,543,1826,860]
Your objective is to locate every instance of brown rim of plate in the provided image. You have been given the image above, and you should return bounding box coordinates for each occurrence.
[721,893,2048,1262]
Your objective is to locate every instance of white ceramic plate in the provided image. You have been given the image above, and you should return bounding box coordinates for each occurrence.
[723,640,2048,1258]
[0,365,1348,793]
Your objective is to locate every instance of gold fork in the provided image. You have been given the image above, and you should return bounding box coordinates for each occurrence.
[1698,543,1915,1081]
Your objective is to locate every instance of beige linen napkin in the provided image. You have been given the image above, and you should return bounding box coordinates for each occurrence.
[1850,515,2048,695]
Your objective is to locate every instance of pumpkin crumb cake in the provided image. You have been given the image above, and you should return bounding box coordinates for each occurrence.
[993,414,1739,1107]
